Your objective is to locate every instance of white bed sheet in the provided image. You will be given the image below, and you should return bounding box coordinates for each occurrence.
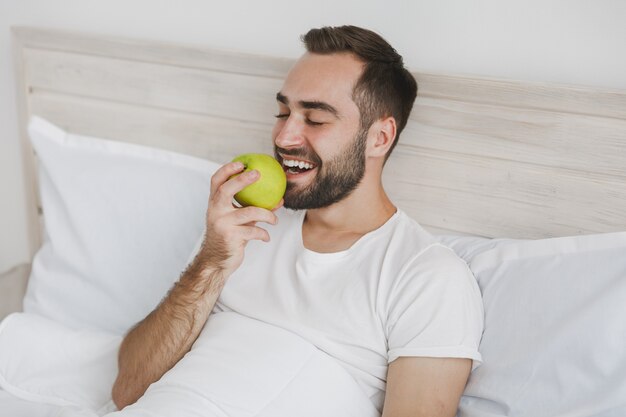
[0,387,64,417]
[0,312,379,417]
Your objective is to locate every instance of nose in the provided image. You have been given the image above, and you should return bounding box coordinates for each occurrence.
[274,116,305,150]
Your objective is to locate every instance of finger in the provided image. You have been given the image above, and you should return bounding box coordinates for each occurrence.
[240,225,271,243]
[210,162,246,196]
[272,199,284,212]
[228,206,278,226]
[215,169,260,205]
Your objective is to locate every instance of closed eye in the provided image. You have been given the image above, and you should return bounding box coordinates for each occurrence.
[274,114,323,126]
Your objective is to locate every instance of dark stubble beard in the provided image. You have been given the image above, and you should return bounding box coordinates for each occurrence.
[276,127,368,210]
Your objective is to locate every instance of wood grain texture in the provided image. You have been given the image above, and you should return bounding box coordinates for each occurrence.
[384,146,626,238]
[12,26,294,78]
[405,97,626,179]
[30,91,275,163]
[24,48,284,125]
[12,26,626,248]
[415,72,626,120]
[12,29,42,261]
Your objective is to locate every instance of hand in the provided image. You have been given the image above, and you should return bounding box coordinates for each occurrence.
[197,161,281,278]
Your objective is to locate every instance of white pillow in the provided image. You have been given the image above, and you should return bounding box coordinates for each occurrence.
[25,117,220,334]
[441,232,626,416]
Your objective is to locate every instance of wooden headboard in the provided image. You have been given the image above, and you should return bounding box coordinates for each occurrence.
[12,26,626,261]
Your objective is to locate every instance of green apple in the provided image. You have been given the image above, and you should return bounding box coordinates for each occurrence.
[230,153,286,210]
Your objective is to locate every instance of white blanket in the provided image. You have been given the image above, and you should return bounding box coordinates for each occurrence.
[0,312,379,417]
[0,313,120,415]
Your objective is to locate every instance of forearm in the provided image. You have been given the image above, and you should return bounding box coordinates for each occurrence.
[111,161,278,409]
[112,257,225,409]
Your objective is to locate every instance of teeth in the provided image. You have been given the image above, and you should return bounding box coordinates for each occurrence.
[283,159,314,170]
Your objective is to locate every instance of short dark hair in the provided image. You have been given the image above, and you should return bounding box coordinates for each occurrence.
[301,25,418,160]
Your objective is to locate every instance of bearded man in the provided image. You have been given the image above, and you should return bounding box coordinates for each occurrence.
[112,25,484,417]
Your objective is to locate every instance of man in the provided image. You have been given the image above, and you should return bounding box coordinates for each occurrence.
[112,25,484,416]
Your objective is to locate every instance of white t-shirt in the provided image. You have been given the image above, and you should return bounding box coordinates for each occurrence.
[195,208,483,411]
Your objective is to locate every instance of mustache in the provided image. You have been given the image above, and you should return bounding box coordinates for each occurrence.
[274,146,322,166]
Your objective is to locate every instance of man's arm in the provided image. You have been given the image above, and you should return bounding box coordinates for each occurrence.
[381,357,472,417]
[111,162,279,410]
[110,257,224,409]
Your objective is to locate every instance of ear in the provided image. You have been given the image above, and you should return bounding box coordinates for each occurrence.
[367,116,397,158]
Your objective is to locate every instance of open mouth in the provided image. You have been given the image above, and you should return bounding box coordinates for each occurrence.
[280,156,317,176]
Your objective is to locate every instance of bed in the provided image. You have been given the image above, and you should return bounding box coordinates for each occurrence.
[1,26,625,416]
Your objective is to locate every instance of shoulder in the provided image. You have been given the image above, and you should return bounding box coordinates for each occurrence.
[391,211,470,267]
[378,212,480,300]
[387,243,477,303]
[410,243,472,275]
[381,211,466,271]
[390,212,480,291]
[386,210,439,249]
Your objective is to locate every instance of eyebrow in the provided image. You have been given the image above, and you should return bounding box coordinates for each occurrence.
[276,92,340,119]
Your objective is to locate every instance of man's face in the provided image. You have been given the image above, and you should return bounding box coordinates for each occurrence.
[272,52,368,210]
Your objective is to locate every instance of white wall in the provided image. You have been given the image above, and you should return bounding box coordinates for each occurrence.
[1,0,625,273]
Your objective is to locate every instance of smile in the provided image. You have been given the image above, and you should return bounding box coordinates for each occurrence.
[283,159,315,170]
[279,155,317,175]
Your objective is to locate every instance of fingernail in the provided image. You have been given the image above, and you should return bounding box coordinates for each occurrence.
[234,162,244,170]
[248,169,259,178]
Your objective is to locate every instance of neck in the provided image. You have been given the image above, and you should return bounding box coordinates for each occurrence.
[303,171,396,235]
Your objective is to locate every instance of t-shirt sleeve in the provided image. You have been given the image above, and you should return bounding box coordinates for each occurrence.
[386,244,484,370]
